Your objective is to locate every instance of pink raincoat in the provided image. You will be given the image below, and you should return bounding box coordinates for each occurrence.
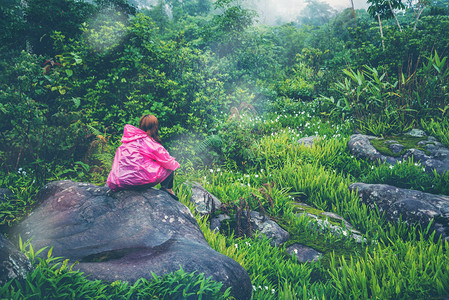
[107,125,180,191]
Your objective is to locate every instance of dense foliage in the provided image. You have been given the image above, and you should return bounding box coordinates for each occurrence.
[1,0,449,299]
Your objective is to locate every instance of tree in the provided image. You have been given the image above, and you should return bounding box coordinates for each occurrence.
[349,0,357,27]
[203,0,257,56]
[367,0,405,50]
[0,0,26,55]
[24,0,95,56]
[405,0,430,30]
[297,0,336,27]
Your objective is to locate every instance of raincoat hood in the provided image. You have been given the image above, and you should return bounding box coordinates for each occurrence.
[121,124,148,143]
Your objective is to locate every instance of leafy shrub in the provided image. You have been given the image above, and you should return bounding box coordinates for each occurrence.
[421,118,449,148]
[0,51,89,174]
[0,239,232,300]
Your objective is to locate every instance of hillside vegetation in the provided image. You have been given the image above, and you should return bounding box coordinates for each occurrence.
[1,0,449,299]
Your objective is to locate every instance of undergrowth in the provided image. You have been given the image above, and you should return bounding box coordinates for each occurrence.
[2,102,449,299]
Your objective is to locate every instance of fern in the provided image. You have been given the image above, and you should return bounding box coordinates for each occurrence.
[196,135,223,154]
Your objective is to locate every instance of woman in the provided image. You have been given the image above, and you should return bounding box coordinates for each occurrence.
[107,115,180,200]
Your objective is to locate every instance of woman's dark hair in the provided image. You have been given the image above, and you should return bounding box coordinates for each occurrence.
[139,114,161,143]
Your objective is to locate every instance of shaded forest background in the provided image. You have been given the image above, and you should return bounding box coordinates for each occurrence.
[1,0,448,185]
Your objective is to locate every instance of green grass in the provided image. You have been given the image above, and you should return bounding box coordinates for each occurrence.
[2,104,449,299]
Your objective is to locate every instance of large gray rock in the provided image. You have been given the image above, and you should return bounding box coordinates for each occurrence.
[0,234,33,285]
[348,134,398,165]
[9,180,252,300]
[348,134,449,174]
[297,136,320,147]
[349,183,449,240]
[293,202,364,243]
[187,182,222,216]
[286,244,322,263]
[240,211,289,247]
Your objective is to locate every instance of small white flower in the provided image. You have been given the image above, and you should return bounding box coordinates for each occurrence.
[389,165,394,169]
[234,244,238,248]
[255,174,259,178]
[271,289,275,294]
[217,168,221,172]
[252,286,257,291]
[209,169,214,173]
[265,286,268,290]
[371,166,374,170]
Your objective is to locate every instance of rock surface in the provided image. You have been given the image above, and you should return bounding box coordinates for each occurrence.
[9,180,252,299]
[348,134,449,174]
[293,202,364,243]
[0,234,33,285]
[297,136,320,147]
[210,214,230,232]
[349,183,449,240]
[286,244,322,263]
[0,188,13,204]
[240,211,289,246]
[187,182,222,216]
[348,134,398,165]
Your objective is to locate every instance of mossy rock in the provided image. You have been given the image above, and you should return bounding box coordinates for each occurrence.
[370,135,430,157]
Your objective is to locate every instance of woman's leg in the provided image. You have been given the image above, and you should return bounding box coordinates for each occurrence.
[160,172,174,195]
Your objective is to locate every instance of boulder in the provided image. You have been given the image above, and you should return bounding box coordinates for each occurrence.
[349,183,449,240]
[0,234,33,285]
[405,129,427,137]
[286,244,322,263]
[9,180,252,300]
[297,136,320,147]
[348,134,398,165]
[348,134,449,174]
[239,211,289,247]
[293,202,364,243]
[187,182,222,216]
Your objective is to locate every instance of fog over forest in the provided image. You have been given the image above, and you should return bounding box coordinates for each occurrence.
[130,0,369,25]
[244,0,369,24]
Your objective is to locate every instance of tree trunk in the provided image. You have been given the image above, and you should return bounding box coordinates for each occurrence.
[413,5,425,31]
[387,0,402,32]
[377,13,385,51]
[349,0,357,27]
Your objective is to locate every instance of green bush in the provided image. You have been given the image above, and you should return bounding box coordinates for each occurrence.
[0,240,231,300]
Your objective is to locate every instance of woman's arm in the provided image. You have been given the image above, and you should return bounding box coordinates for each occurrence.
[152,144,180,171]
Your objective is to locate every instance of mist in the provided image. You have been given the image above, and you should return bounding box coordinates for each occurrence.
[245,0,369,25]
[130,0,369,25]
